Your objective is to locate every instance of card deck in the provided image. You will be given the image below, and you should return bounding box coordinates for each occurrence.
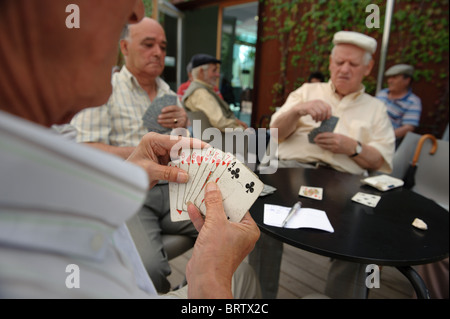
[168,148,264,223]
[351,192,381,207]
[308,116,339,144]
[142,94,178,134]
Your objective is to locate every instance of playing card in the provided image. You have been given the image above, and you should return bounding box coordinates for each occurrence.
[169,160,189,221]
[184,148,216,207]
[198,157,264,222]
[182,148,203,211]
[299,186,323,200]
[177,148,192,211]
[351,192,381,207]
[308,116,339,144]
[188,149,222,205]
[169,149,264,223]
[142,94,178,134]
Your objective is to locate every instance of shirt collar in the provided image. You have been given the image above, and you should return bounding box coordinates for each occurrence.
[194,79,214,90]
[386,88,412,101]
[118,66,170,95]
[329,80,365,100]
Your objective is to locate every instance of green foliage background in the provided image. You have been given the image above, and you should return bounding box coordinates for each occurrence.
[260,0,449,135]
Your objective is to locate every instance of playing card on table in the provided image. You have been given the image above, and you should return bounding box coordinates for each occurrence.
[299,186,323,200]
[308,116,339,144]
[351,192,381,207]
[142,94,178,134]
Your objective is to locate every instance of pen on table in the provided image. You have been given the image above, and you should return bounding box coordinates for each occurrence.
[282,201,302,228]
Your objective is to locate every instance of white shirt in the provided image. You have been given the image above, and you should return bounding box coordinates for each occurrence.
[271,81,395,175]
[0,110,158,298]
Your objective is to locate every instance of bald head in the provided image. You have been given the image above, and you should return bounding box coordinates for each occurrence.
[120,17,167,80]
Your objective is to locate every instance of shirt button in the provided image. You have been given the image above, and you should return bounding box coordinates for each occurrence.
[91,233,105,252]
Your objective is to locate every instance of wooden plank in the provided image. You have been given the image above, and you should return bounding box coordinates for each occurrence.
[168,244,414,299]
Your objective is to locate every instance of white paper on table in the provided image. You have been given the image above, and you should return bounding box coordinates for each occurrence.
[263,204,334,233]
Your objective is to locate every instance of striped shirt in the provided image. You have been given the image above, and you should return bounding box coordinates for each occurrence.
[71,66,179,147]
[376,88,422,129]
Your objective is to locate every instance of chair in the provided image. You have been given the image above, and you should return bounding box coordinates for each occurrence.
[187,110,256,170]
[391,131,449,210]
[392,133,449,299]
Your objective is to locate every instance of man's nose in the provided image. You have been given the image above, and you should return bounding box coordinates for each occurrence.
[340,62,351,73]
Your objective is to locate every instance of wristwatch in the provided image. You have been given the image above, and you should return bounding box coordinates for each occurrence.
[350,141,362,157]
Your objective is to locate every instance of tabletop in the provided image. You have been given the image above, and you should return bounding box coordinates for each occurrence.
[251,167,449,267]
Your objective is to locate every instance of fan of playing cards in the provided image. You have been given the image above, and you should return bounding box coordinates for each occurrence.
[169,148,264,223]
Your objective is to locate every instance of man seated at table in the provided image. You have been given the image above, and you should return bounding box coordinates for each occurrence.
[182,53,248,131]
[376,64,422,148]
[70,17,196,294]
[252,31,396,299]
[0,0,261,299]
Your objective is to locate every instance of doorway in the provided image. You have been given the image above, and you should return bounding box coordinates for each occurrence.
[219,1,258,127]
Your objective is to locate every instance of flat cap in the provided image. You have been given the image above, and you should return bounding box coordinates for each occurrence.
[385,64,414,77]
[332,31,377,54]
[191,54,221,68]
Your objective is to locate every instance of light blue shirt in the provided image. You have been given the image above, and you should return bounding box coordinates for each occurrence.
[376,88,422,129]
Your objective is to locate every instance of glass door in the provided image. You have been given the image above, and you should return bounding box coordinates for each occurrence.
[220,1,258,126]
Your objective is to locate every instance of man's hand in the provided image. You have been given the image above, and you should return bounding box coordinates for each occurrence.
[236,119,249,129]
[126,132,206,188]
[314,132,355,155]
[158,105,189,129]
[296,99,332,122]
[185,182,260,299]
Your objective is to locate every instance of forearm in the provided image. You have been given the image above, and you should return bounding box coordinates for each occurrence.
[352,143,385,171]
[394,125,415,138]
[270,109,301,141]
[83,142,135,160]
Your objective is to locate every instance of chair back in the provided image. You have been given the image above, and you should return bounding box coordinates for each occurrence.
[187,110,256,170]
[391,132,449,210]
[391,132,422,179]
[412,138,449,211]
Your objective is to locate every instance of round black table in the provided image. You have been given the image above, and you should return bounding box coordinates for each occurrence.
[251,167,449,298]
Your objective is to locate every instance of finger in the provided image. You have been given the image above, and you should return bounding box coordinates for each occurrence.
[160,105,178,114]
[187,202,204,232]
[152,163,189,184]
[203,182,227,222]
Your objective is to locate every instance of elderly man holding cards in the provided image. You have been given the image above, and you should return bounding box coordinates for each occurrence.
[252,31,396,299]
[0,0,261,299]
[69,17,194,293]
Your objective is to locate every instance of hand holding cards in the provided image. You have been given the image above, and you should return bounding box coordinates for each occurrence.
[142,94,178,134]
[169,148,264,223]
[308,116,339,144]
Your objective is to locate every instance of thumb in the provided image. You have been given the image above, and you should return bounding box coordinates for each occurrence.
[203,182,226,222]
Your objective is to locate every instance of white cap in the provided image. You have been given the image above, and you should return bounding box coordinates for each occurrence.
[332,31,377,54]
[385,64,414,77]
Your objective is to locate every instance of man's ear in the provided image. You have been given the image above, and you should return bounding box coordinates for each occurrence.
[120,39,129,57]
[365,59,374,76]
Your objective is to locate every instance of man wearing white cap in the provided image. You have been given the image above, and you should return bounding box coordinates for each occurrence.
[376,64,422,146]
[252,31,395,299]
[270,31,394,175]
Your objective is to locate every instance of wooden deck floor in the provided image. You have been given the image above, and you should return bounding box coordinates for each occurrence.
[168,243,414,299]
